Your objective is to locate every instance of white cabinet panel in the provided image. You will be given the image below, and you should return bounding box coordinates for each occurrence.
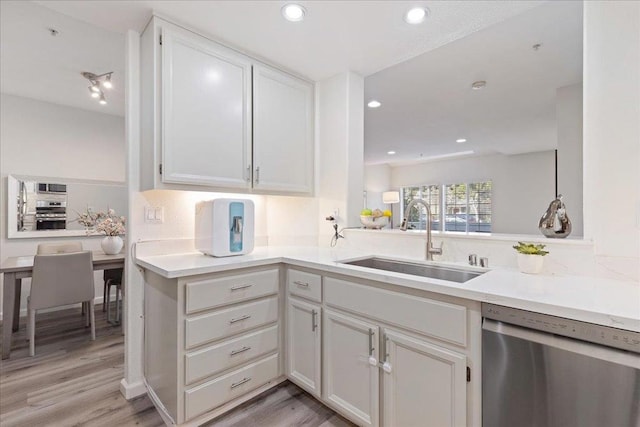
[185,325,278,385]
[382,329,467,427]
[325,277,467,346]
[323,309,379,427]
[185,297,278,349]
[184,354,279,420]
[252,64,313,194]
[286,297,321,397]
[185,269,279,314]
[161,25,251,188]
[287,269,322,302]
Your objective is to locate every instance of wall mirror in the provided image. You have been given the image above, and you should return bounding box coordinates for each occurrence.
[7,175,126,239]
[364,1,583,236]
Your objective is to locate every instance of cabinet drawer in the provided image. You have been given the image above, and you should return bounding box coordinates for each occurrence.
[287,269,322,302]
[185,269,279,314]
[185,325,278,385]
[185,297,278,349]
[185,354,279,420]
[324,277,467,346]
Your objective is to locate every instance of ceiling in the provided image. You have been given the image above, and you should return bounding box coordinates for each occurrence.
[0,1,125,116]
[1,1,551,121]
[364,1,583,165]
[31,0,545,82]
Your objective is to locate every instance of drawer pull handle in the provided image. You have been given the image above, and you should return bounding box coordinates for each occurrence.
[229,315,251,324]
[312,309,318,332]
[368,328,375,356]
[230,377,251,389]
[230,346,252,356]
[293,281,309,287]
[230,284,253,291]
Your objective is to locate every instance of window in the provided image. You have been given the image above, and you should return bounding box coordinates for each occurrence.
[401,181,492,233]
[401,185,440,231]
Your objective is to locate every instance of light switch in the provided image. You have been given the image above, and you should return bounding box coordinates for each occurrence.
[144,206,164,224]
[154,207,164,223]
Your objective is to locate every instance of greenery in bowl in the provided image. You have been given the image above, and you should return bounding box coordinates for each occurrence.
[513,242,549,256]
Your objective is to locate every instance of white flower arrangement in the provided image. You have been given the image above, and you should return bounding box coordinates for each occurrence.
[76,208,125,236]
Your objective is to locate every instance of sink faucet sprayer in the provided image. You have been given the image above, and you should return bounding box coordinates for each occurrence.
[400,199,443,261]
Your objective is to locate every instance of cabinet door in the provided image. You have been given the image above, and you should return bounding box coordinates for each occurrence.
[382,329,467,427]
[286,297,321,397]
[252,64,313,194]
[161,26,252,188]
[323,309,379,427]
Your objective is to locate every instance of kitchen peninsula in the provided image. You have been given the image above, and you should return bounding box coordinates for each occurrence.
[136,242,639,426]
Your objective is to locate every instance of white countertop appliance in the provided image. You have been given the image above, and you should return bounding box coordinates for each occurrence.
[195,198,254,257]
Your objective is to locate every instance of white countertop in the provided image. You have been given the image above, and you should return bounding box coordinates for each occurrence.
[136,246,640,333]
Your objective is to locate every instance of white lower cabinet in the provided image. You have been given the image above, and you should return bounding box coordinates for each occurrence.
[382,329,467,427]
[323,309,380,427]
[286,297,321,397]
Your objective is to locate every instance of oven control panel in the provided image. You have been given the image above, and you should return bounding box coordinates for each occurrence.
[482,303,640,354]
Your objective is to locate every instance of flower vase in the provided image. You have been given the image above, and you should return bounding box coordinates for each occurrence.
[517,253,544,274]
[101,236,123,255]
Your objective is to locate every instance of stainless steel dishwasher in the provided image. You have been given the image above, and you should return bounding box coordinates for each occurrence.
[482,303,640,427]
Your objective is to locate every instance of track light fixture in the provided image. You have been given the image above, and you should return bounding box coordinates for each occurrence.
[81,71,113,104]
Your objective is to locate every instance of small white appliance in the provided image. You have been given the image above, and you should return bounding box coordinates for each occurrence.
[195,198,255,257]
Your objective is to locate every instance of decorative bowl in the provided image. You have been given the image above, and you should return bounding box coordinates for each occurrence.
[360,215,389,229]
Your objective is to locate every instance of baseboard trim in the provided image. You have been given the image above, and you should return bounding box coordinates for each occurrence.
[120,378,147,400]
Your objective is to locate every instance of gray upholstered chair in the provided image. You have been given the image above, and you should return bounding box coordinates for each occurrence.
[36,241,83,255]
[36,241,92,318]
[27,250,96,356]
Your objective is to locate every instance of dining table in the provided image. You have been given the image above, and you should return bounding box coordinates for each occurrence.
[0,251,125,359]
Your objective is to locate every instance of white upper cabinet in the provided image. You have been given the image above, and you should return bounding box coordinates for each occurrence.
[252,64,314,194]
[161,25,252,189]
[140,17,314,195]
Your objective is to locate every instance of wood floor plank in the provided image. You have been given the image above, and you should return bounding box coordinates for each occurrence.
[1,304,355,427]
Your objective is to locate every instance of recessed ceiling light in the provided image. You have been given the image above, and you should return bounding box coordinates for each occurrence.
[456,138,467,143]
[387,151,396,155]
[471,81,487,90]
[368,100,381,108]
[282,4,306,22]
[404,7,429,24]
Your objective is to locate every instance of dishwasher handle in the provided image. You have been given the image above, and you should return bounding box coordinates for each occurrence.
[483,319,640,369]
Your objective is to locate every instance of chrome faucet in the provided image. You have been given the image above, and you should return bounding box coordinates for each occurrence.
[400,199,443,261]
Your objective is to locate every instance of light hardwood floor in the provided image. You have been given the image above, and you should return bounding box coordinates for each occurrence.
[0,305,353,427]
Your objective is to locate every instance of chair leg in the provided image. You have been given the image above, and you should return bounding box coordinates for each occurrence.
[26,298,31,341]
[81,301,86,315]
[89,301,96,341]
[28,308,36,357]
[103,280,108,312]
[85,301,90,327]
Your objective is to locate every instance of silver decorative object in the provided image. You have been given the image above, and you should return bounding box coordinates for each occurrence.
[539,194,572,238]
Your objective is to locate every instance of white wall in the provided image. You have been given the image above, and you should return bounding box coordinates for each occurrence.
[389,151,556,235]
[316,71,365,240]
[583,1,639,272]
[364,163,391,212]
[0,94,126,317]
[557,83,584,236]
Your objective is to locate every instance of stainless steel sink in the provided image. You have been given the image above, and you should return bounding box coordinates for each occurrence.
[341,257,484,283]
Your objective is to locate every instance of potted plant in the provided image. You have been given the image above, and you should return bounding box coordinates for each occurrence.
[95,209,126,255]
[513,242,549,274]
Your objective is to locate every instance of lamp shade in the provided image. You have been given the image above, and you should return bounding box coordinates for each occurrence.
[382,191,400,204]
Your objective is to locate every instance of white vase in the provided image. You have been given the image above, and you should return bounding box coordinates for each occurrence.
[101,236,124,255]
[517,253,544,274]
